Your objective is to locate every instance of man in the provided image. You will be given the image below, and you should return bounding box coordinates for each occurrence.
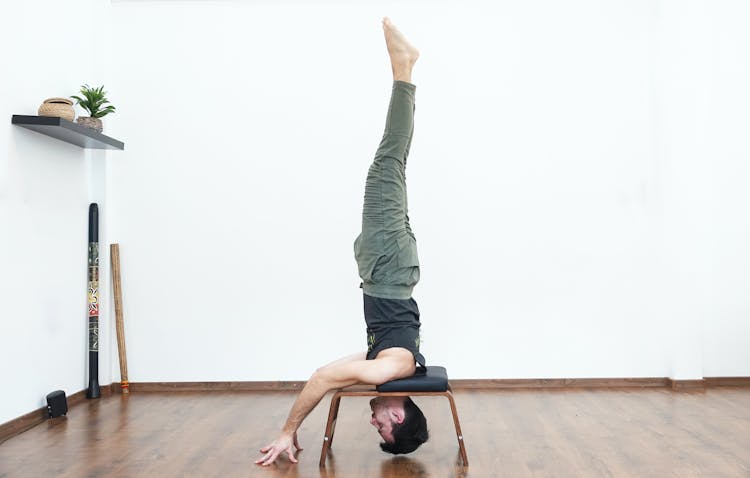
[255,17,428,466]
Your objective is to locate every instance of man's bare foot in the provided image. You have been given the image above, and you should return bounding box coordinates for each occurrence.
[382,17,419,83]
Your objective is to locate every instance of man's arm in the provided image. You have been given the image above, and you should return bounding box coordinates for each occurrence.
[255,348,415,466]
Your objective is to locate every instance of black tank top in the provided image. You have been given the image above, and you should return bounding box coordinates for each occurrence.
[363,293,426,368]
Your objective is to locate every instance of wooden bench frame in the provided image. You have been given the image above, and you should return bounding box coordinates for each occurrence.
[319,386,468,467]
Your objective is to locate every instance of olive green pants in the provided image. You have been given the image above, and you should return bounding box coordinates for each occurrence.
[354,81,420,300]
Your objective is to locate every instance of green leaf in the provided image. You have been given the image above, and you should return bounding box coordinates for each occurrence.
[93,105,116,118]
[72,84,115,117]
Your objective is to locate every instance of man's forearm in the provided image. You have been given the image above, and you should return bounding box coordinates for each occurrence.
[280,374,332,435]
[280,361,365,435]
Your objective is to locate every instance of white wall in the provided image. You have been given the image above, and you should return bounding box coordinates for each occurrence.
[702,1,750,376]
[105,0,750,383]
[0,1,117,424]
[3,1,748,424]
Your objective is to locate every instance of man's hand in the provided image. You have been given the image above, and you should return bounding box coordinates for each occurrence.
[255,432,303,466]
[252,350,410,466]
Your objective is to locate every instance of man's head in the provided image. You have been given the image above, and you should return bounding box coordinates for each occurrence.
[369,396,428,454]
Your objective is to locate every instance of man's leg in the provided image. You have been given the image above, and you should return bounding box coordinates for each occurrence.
[361,81,415,234]
[367,17,419,226]
[355,19,421,291]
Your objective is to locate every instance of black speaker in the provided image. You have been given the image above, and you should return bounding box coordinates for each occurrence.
[46,390,67,418]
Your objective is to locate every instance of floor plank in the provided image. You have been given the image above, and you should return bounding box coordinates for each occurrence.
[1,388,749,477]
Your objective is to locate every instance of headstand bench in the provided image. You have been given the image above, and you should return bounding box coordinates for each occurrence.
[319,366,468,467]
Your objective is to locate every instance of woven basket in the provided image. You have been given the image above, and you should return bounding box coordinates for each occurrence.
[38,98,75,121]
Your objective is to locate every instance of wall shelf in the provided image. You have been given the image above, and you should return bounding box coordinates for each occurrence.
[11,115,125,150]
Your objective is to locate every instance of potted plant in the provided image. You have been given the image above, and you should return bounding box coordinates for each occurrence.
[72,84,116,132]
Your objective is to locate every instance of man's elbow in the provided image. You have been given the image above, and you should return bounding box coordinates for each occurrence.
[308,367,334,391]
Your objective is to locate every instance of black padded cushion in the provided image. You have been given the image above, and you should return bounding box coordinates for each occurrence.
[376,366,448,393]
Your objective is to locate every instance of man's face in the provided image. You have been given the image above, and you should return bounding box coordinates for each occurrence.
[369,396,405,443]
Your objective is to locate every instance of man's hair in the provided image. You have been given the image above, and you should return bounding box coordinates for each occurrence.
[380,397,429,454]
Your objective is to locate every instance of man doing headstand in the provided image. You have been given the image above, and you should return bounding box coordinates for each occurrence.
[256,18,427,466]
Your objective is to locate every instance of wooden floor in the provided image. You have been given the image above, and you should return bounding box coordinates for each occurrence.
[1,387,749,477]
